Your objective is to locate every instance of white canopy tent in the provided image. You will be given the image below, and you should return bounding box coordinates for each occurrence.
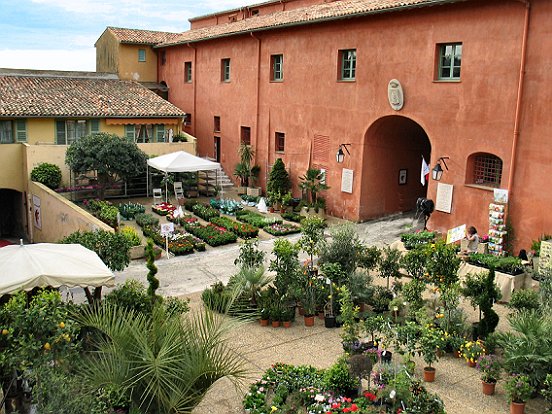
[146,151,221,199]
[0,243,114,295]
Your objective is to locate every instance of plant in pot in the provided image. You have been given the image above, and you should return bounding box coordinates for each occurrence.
[299,168,329,208]
[419,324,446,382]
[280,192,293,214]
[363,312,389,349]
[297,215,325,273]
[378,246,402,289]
[233,162,250,194]
[369,285,393,314]
[247,164,262,197]
[477,354,501,395]
[338,286,361,354]
[267,158,291,203]
[462,269,502,339]
[269,304,282,328]
[505,374,533,414]
[460,339,486,367]
[281,306,295,328]
[301,280,318,327]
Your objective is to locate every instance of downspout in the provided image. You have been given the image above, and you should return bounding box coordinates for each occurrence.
[250,32,262,169]
[186,43,197,139]
[507,0,531,195]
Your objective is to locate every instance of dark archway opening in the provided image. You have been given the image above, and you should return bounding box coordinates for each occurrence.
[0,189,25,238]
[359,115,431,220]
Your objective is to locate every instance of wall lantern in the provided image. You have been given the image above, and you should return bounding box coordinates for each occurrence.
[432,156,450,181]
[336,143,352,164]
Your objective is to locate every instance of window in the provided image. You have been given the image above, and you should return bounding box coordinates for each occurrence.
[221,58,231,82]
[471,153,503,187]
[0,120,26,144]
[124,124,166,143]
[251,9,259,16]
[183,113,192,126]
[275,132,285,152]
[241,126,251,145]
[438,43,462,80]
[138,49,146,62]
[184,61,192,83]
[161,51,166,66]
[271,54,283,81]
[339,49,356,81]
[214,116,221,132]
[56,119,94,145]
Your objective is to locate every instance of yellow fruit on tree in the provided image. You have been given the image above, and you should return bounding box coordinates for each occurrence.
[1,329,8,335]
[59,322,65,329]
[44,342,51,350]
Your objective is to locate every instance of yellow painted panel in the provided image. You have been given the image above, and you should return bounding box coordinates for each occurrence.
[118,44,158,82]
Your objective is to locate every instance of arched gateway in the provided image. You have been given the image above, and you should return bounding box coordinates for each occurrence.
[358,115,431,221]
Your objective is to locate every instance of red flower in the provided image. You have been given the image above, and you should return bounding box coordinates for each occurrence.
[343,409,351,413]
[350,404,358,412]
[363,392,377,402]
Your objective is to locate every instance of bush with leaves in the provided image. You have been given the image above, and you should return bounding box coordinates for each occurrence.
[462,269,501,338]
[322,357,359,397]
[378,246,402,289]
[357,245,381,271]
[65,133,147,199]
[105,279,153,314]
[507,289,540,314]
[30,162,62,189]
[135,212,159,228]
[319,223,362,276]
[119,226,141,247]
[425,241,460,288]
[267,158,291,196]
[269,238,300,298]
[298,215,325,269]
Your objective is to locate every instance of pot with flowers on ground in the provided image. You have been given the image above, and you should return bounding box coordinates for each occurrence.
[460,339,486,367]
[476,354,501,395]
[505,374,533,414]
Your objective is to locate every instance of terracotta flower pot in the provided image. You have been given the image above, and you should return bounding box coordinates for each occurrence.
[272,321,281,328]
[482,381,496,396]
[283,321,292,328]
[510,402,526,414]
[259,319,269,327]
[423,367,436,382]
[298,306,305,316]
[467,360,477,368]
[453,350,461,358]
[304,315,315,327]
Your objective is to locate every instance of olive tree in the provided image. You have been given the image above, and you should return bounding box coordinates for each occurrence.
[65,133,148,199]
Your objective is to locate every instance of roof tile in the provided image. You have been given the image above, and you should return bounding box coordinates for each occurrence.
[0,75,186,118]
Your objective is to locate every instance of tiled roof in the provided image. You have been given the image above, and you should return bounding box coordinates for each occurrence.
[159,0,465,47]
[107,27,181,45]
[0,74,186,118]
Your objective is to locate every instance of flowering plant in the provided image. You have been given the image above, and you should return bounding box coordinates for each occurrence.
[504,374,533,403]
[460,339,485,363]
[480,234,489,243]
[476,354,501,383]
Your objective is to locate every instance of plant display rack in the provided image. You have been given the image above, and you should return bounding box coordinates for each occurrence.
[488,203,507,256]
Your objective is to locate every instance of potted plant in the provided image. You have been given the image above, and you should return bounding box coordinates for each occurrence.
[269,305,282,328]
[299,168,329,208]
[477,354,501,395]
[281,307,295,328]
[280,192,293,214]
[297,215,325,273]
[267,158,291,204]
[460,339,486,367]
[419,324,446,382]
[505,374,533,414]
[448,335,465,358]
[234,162,250,194]
[247,165,262,197]
[301,281,318,327]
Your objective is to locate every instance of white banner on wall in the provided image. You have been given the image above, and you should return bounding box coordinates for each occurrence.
[341,169,354,193]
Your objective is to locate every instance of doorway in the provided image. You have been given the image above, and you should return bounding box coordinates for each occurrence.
[359,115,431,220]
[0,189,25,239]
[214,136,221,162]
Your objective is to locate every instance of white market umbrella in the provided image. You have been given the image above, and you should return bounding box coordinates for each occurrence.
[0,243,114,295]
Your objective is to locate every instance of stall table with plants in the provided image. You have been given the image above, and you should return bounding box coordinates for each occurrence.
[460,254,528,302]
[151,202,176,216]
[183,222,238,246]
[263,222,301,236]
[209,216,259,239]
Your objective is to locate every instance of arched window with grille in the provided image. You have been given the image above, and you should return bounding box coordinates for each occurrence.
[467,153,503,188]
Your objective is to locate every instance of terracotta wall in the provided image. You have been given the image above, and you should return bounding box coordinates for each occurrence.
[28,182,113,244]
[160,0,550,251]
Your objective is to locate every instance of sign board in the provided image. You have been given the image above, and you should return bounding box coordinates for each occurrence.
[493,188,509,204]
[540,240,552,273]
[160,222,174,236]
[32,195,42,230]
[446,224,466,244]
[341,169,354,193]
[435,183,453,213]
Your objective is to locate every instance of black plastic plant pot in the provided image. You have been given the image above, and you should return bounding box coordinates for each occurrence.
[381,350,393,363]
[324,315,336,328]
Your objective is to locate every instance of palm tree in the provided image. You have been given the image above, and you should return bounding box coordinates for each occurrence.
[74,303,247,413]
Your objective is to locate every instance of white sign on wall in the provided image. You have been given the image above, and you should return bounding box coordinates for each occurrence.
[435,183,454,213]
[341,169,354,193]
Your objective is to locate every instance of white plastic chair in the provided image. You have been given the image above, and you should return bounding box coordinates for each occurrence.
[173,181,184,200]
[153,188,163,204]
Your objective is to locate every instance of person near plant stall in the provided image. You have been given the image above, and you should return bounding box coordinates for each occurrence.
[463,226,479,254]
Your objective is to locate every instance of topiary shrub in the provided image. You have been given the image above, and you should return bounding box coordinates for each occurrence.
[30,162,62,189]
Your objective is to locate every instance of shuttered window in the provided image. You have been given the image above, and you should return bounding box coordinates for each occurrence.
[0,121,13,144]
[56,120,66,145]
[15,120,27,142]
[125,125,135,142]
[90,119,100,134]
[155,125,165,142]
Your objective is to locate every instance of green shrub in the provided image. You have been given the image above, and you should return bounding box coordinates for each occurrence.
[201,282,233,313]
[281,211,302,222]
[119,226,141,247]
[507,289,540,314]
[468,253,524,275]
[105,279,152,314]
[30,162,62,189]
[322,358,359,397]
[164,297,190,318]
[135,213,159,228]
[400,231,436,250]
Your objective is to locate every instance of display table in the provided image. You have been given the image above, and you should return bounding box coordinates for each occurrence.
[458,262,527,303]
[389,241,527,302]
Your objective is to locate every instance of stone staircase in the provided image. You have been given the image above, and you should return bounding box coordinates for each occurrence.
[197,158,234,195]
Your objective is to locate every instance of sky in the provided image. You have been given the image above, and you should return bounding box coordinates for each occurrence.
[0,0,259,71]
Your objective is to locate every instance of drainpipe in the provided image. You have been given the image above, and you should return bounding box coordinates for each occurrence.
[186,43,197,139]
[250,32,262,169]
[507,0,531,195]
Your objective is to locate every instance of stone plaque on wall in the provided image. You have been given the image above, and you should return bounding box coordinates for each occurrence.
[341,169,354,193]
[540,240,552,272]
[435,183,453,213]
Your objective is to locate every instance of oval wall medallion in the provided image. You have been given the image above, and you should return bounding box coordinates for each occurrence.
[388,79,404,111]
